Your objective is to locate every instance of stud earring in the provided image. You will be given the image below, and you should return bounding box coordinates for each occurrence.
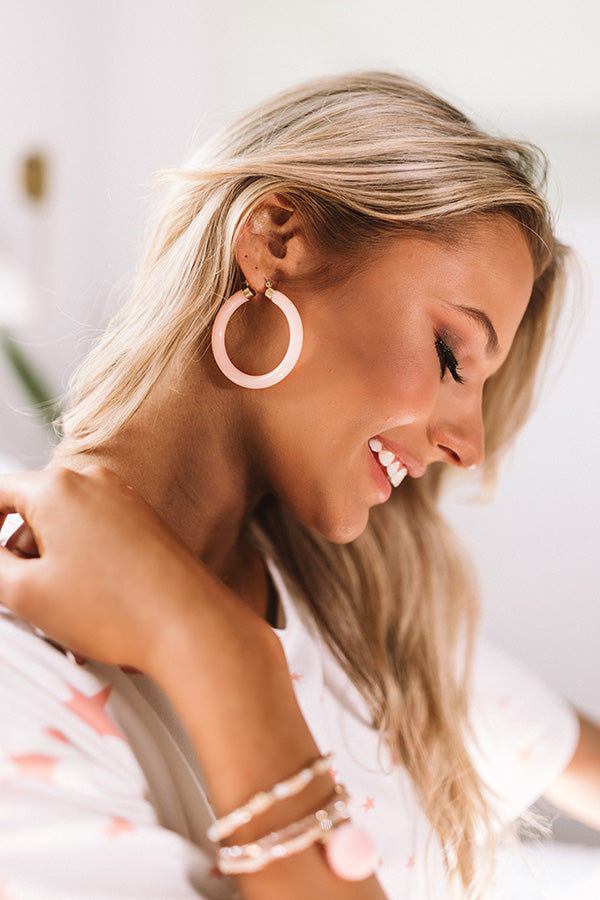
[211,281,303,389]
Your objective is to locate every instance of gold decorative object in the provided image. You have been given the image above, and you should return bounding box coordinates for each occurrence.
[22,152,48,201]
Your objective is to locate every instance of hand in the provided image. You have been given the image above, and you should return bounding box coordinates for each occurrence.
[0,466,239,673]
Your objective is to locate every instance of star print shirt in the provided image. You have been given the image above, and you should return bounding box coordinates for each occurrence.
[0,562,579,899]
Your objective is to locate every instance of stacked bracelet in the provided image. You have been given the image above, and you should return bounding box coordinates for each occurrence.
[216,784,350,875]
[207,752,334,842]
[208,751,378,882]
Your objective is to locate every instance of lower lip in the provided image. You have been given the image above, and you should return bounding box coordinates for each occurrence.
[368,449,392,501]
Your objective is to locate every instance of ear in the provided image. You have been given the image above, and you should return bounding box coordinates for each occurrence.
[235,194,310,293]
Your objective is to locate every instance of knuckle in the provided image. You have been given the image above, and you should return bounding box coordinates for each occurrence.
[48,466,80,497]
[98,467,122,487]
[82,464,121,487]
[81,464,107,478]
[85,465,135,498]
[54,466,78,487]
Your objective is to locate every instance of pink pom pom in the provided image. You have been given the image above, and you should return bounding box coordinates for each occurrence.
[324,823,378,881]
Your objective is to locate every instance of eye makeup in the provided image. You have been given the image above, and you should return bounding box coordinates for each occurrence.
[435,335,464,384]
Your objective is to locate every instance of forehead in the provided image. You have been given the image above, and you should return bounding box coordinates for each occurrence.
[380,214,534,273]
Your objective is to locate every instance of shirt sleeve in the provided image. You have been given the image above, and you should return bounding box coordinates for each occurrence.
[0,611,233,900]
[467,638,580,824]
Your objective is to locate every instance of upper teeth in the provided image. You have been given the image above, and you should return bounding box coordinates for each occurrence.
[368,438,407,488]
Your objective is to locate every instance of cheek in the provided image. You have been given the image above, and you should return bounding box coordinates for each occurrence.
[363,335,439,426]
[294,307,439,428]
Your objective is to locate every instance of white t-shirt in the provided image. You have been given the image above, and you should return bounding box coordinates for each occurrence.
[0,562,579,899]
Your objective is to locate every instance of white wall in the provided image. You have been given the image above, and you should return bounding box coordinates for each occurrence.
[219,0,600,126]
[1,0,599,730]
[0,0,228,463]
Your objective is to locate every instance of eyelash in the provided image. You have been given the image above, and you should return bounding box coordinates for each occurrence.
[435,336,464,384]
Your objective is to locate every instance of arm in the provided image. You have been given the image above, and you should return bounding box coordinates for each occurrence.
[151,586,386,900]
[544,711,600,831]
[0,467,388,900]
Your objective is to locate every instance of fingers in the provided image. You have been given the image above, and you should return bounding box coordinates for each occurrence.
[0,470,48,555]
[0,468,80,556]
[0,464,102,510]
[0,472,46,610]
[0,469,51,517]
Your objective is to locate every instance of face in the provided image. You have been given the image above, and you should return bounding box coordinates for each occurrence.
[244,216,535,543]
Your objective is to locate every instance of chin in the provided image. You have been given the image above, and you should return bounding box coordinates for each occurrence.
[281,490,371,546]
[313,509,370,545]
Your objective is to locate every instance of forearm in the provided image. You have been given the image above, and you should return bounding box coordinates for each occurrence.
[544,711,600,831]
[149,582,388,900]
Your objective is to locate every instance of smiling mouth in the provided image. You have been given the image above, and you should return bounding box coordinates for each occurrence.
[368,438,408,488]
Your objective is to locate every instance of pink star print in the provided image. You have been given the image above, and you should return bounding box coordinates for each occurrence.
[361,796,375,812]
[107,816,134,838]
[44,727,70,744]
[10,753,57,782]
[65,684,123,738]
[406,855,415,869]
[290,672,303,683]
[518,745,535,763]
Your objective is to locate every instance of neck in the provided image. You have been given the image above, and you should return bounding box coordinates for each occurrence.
[56,362,271,615]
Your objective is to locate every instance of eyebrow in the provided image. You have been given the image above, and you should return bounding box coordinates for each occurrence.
[456,305,499,355]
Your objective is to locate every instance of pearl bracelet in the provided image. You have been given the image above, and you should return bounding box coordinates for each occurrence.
[207,752,334,842]
[216,783,350,874]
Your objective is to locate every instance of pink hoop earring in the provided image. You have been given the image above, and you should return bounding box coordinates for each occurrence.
[211,281,303,389]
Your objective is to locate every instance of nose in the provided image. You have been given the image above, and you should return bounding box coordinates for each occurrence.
[427,392,485,470]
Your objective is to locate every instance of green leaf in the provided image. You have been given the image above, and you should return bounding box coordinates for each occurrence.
[1,329,59,428]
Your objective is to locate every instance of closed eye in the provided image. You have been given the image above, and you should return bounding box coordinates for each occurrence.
[435,336,464,384]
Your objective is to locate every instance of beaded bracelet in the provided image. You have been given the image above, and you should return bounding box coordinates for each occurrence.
[216,783,350,874]
[207,752,334,842]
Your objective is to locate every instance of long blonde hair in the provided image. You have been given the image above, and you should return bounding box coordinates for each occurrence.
[56,72,567,896]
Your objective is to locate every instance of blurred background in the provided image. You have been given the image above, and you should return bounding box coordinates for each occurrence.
[1,0,599,840]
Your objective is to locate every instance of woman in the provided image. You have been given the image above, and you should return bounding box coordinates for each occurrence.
[0,72,598,900]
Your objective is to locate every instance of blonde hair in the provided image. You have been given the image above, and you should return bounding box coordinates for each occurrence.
[56,72,567,896]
